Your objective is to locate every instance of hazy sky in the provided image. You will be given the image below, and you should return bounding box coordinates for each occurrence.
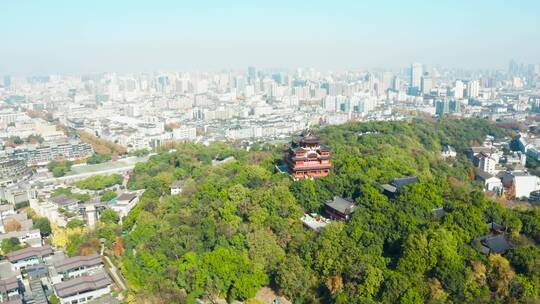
[1,0,539,75]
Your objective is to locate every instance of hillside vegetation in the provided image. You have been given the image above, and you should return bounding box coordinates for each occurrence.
[117,119,540,303]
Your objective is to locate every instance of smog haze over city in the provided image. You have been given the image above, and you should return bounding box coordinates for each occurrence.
[1,0,539,74]
[2,2,540,304]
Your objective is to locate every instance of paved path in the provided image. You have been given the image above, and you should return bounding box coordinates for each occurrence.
[103,255,127,291]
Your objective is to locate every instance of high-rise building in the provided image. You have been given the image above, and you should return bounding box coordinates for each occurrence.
[508,59,519,76]
[393,76,401,91]
[410,63,423,90]
[3,75,11,88]
[466,80,479,98]
[381,72,394,93]
[454,80,464,99]
[449,99,461,113]
[420,72,432,95]
[247,66,257,84]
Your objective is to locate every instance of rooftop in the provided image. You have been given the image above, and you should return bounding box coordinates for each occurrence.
[7,245,53,263]
[324,196,356,215]
[50,194,79,206]
[171,180,184,189]
[301,213,330,231]
[481,234,512,254]
[54,271,112,298]
[0,276,18,293]
[54,253,102,273]
[391,176,419,190]
[116,192,137,202]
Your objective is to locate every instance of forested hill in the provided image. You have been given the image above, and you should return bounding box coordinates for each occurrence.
[120,118,540,304]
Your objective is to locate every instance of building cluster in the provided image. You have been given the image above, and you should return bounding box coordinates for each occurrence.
[0,244,116,304]
[1,61,539,151]
[0,109,94,185]
[448,134,540,201]
[0,185,125,303]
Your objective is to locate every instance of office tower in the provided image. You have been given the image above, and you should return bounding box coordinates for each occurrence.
[393,76,401,91]
[435,100,450,116]
[247,66,257,84]
[382,72,394,93]
[420,72,432,95]
[454,80,464,99]
[410,63,422,90]
[3,75,11,88]
[466,80,479,98]
[449,99,461,113]
[508,59,519,76]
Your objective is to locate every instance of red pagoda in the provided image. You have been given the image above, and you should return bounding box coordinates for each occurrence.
[285,131,332,179]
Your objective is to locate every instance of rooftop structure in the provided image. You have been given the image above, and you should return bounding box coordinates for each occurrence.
[301,213,331,232]
[111,191,141,218]
[50,195,80,207]
[324,196,356,221]
[7,245,53,264]
[441,145,457,159]
[170,180,184,195]
[381,176,419,196]
[54,271,112,302]
[54,253,102,276]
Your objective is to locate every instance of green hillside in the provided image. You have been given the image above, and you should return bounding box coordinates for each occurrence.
[106,119,540,303]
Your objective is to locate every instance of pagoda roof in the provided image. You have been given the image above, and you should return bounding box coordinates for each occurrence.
[300,136,321,144]
[319,145,331,151]
[325,196,356,215]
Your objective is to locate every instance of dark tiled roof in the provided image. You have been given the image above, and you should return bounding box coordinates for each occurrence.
[319,145,331,152]
[51,195,79,206]
[475,169,494,180]
[7,245,52,263]
[116,192,137,202]
[483,234,512,254]
[391,176,419,190]
[26,264,49,279]
[325,196,356,215]
[432,207,445,219]
[54,253,102,273]
[54,271,112,298]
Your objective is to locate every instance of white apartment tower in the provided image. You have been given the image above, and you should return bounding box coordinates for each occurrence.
[410,63,423,90]
[454,80,464,99]
[467,80,479,98]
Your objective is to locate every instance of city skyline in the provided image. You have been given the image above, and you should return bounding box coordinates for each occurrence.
[1,0,539,75]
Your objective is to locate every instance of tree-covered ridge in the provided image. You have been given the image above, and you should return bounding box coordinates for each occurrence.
[120,119,540,304]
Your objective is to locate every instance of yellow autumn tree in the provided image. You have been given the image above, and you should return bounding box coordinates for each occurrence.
[51,224,85,248]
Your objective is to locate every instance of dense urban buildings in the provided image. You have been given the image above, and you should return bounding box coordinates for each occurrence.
[1,60,540,303]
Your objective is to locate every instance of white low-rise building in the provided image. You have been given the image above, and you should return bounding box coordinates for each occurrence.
[501,171,540,199]
[6,245,53,270]
[30,199,68,227]
[52,253,103,283]
[441,145,457,159]
[170,180,183,195]
[54,271,112,304]
[0,229,42,248]
[111,192,141,218]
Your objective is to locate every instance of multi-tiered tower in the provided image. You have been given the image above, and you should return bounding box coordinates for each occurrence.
[285,131,332,179]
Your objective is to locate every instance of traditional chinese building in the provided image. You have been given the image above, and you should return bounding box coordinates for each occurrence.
[285,131,332,179]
